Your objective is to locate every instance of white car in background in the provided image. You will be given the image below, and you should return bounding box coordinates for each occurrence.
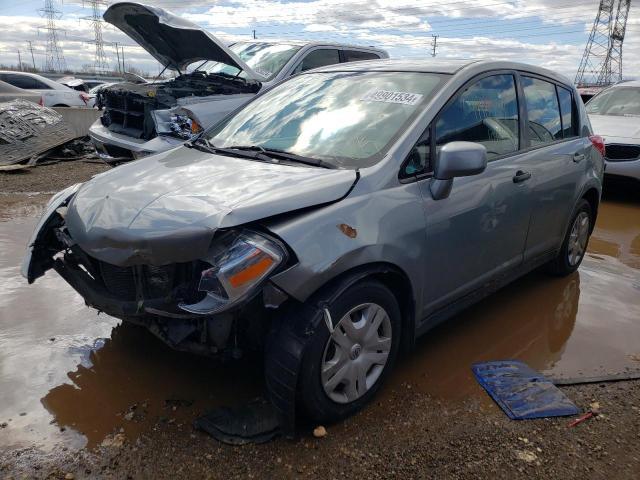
[0,71,90,108]
[586,80,640,182]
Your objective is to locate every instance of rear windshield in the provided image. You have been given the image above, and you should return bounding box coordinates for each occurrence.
[195,43,301,81]
[586,87,640,117]
[205,71,445,169]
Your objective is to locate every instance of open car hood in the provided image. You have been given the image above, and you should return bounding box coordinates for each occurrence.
[122,71,147,84]
[104,2,267,81]
[65,146,357,266]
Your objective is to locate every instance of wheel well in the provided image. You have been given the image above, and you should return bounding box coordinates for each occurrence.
[582,188,600,231]
[312,263,417,353]
[369,269,416,353]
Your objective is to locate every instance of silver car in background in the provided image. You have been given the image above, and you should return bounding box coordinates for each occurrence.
[89,2,387,161]
[23,59,604,425]
[586,80,640,182]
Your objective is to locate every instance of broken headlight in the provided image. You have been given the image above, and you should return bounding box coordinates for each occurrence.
[179,231,286,315]
[168,113,202,140]
[152,109,203,141]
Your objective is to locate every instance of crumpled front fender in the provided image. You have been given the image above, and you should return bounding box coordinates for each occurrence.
[21,183,82,283]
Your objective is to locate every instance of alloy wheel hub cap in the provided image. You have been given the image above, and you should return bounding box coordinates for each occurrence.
[350,344,362,360]
[567,211,590,266]
[320,302,392,404]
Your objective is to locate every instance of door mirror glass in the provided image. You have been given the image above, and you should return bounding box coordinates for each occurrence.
[434,141,487,180]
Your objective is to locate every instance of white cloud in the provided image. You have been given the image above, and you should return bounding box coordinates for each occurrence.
[305,24,338,32]
[0,0,637,81]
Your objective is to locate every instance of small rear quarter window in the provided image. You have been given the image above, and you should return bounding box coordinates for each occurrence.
[557,86,578,138]
[343,50,381,62]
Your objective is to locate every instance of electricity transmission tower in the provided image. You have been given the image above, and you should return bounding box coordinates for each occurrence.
[39,0,67,72]
[575,0,632,87]
[83,0,110,73]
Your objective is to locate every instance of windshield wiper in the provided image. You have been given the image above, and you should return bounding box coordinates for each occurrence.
[186,138,272,162]
[225,145,338,169]
[186,140,338,169]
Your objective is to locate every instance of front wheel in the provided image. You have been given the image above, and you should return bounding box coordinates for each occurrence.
[546,199,593,276]
[298,280,401,423]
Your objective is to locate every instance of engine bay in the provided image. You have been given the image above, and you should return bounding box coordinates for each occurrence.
[97,71,261,140]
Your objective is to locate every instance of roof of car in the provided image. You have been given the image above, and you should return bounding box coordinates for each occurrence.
[0,70,66,87]
[309,59,574,85]
[609,79,640,88]
[231,40,387,54]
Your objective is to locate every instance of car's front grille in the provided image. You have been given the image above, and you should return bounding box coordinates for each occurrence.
[100,262,137,301]
[605,144,640,162]
[98,261,192,302]
[101,93,150,139]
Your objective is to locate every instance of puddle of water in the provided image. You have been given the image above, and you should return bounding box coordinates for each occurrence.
[0,186,638,451]
[0,194,50,221]
[390,256,640,402]
[589,190,640,269]
[0,217,261,450]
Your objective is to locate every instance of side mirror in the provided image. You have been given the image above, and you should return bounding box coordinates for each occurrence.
[430,141,488,200]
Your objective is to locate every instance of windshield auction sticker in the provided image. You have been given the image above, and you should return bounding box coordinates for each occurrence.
[361,89,424,105]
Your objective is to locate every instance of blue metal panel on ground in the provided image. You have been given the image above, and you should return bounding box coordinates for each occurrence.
[472,360,580,420]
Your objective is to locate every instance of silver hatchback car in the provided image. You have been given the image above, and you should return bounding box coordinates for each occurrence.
[23,59,604,424]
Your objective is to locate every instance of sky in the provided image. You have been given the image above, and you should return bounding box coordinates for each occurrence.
[0,0,638,82]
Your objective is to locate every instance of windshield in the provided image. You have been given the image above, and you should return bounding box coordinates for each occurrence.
[196,43,301,81]
[586,87,640,117]
[205,71,445,169]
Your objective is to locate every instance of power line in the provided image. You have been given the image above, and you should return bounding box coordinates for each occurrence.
[575,0,633,86]
[82,0,110,73]
[39,0,67,72]
[27,40,37,69]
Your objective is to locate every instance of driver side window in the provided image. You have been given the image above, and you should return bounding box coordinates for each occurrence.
[435,74,520,161]
[293,49,340,74]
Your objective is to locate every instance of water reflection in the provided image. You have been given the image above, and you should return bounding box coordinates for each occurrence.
[390,272,580,400]
[590,183,640,269]
[40,323,262,448]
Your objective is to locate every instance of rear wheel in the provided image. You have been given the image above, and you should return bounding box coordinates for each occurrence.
[546,199,593,276]
[298,280,401,423]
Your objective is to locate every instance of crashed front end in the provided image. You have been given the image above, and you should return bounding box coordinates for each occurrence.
[23,186,291,357]
[96,73,260,143]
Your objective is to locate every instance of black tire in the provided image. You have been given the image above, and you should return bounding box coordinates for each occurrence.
[546,199,593,276]
[52,104,70,107]
[298,280,401,423]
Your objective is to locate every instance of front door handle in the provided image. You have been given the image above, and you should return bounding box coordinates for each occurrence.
[513,170,531,183]
[573,152,586,163]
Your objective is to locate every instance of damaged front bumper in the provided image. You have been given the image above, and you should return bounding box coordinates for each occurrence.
[88,120,184,161]
[22,190,291,356]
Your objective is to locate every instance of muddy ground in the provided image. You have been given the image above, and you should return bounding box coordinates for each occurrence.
[0,162,639,479]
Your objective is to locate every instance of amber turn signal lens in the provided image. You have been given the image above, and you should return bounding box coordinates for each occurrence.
[228,255,274,288]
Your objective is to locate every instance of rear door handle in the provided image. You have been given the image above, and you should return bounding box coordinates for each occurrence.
[513,170,531,183]
[573,152,586,163]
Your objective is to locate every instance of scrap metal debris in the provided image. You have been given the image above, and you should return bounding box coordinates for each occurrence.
[472,361,580,419]
[0,100,77,168]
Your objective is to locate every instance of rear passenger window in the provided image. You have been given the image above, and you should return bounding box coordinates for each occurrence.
[4,74,38,90]
[557,86,577,138]
[435,74,519,161]
[294,49,340,73]
[343,50,380,62]
[522,76,562,145]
